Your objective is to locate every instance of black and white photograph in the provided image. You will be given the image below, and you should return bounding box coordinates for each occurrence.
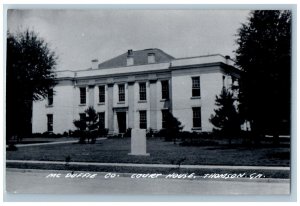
[4,5,295,201]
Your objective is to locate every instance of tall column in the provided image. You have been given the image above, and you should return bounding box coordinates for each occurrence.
[88,85,94,107]
[149,80,157,130]
[128,82,135,129]
[107,84,114,134]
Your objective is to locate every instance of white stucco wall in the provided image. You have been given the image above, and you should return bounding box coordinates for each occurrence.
[171,68,224,132]
[94,85,108,129]
[156,79,171,130]
[133,81,150,129]
[32,98,47,133]
[32,84,75,134]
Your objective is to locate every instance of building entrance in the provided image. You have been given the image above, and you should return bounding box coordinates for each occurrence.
[117,112,126,133]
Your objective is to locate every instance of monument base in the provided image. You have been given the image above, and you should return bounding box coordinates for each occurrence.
[128,153,150,156]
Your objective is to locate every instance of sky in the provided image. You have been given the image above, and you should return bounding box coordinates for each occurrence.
[8,9,250,71]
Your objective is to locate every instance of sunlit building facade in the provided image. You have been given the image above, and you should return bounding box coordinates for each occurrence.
[32,48,239,134]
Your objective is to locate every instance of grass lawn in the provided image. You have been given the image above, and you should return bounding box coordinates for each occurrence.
[6,137,290,167]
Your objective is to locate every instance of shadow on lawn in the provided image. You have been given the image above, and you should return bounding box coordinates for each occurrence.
[266,152,290,160]
[6,137,290,167]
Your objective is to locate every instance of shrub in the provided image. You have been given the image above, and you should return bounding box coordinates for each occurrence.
[31,133,42,138]
[70,130,84,137]
[146,128,158,138]
[123,128,132,138]
[42,131,51,137]
[56,133,63,137]
[41,131,63,138]
[98,128,109,137]
[178,131,217,146]
[6,143,18,151]
[196,132,214,139]
[157,129,168,138]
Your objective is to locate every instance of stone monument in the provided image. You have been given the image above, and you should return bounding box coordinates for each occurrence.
[128,128,150,156]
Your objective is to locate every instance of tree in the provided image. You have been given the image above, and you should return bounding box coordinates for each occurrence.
[85,107,99,132]
[161,111,183,142]
[73,107,99,144]
[235,10,291,142]
[6,29,57,143]
[209,87,241,144]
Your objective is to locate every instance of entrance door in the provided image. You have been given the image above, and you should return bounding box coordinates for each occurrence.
[117,112,126,133]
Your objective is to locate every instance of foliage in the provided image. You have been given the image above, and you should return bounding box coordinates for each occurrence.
[73,107,101,143]
[73,120,86,131]
[160,111,183,142]
[146,128,155,138]
[6,29,57,142]
[98,128,109,137]
[235,10,291,140]
[123,128,132,138]
[6,143,18,151]
[178,131,217,146]
[31,132,66,138]
[85,107,99,132]
[209,87,241,143]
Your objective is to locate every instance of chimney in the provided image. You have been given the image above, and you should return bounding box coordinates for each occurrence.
[225,55,230,65]
[127,49,133,56]
[127,49,134,66]
[91,59,98,69]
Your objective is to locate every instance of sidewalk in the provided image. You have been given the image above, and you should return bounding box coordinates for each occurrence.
[6,159,290,171]
[12,137,107,147]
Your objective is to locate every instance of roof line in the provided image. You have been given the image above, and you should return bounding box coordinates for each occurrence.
[174,53,225,60]
[56,70,75,73]
[75,62,171,72]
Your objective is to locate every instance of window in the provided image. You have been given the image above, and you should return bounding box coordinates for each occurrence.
[139,110,147,129]
[162,110,169,129]
[161,80,169,100]
[47,89,53,106]
[127,57,134,66]
[139,82,147,101]
[99,85,105,103]
[192,77,201,97]
[80,87,86,104]
[192,107,201,128]
[148,53,155,63]
[98,112,105,129]
[118,84,125,102]
[47,114,53,132]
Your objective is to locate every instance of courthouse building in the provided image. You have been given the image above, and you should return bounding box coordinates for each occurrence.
[32,48,239,135]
